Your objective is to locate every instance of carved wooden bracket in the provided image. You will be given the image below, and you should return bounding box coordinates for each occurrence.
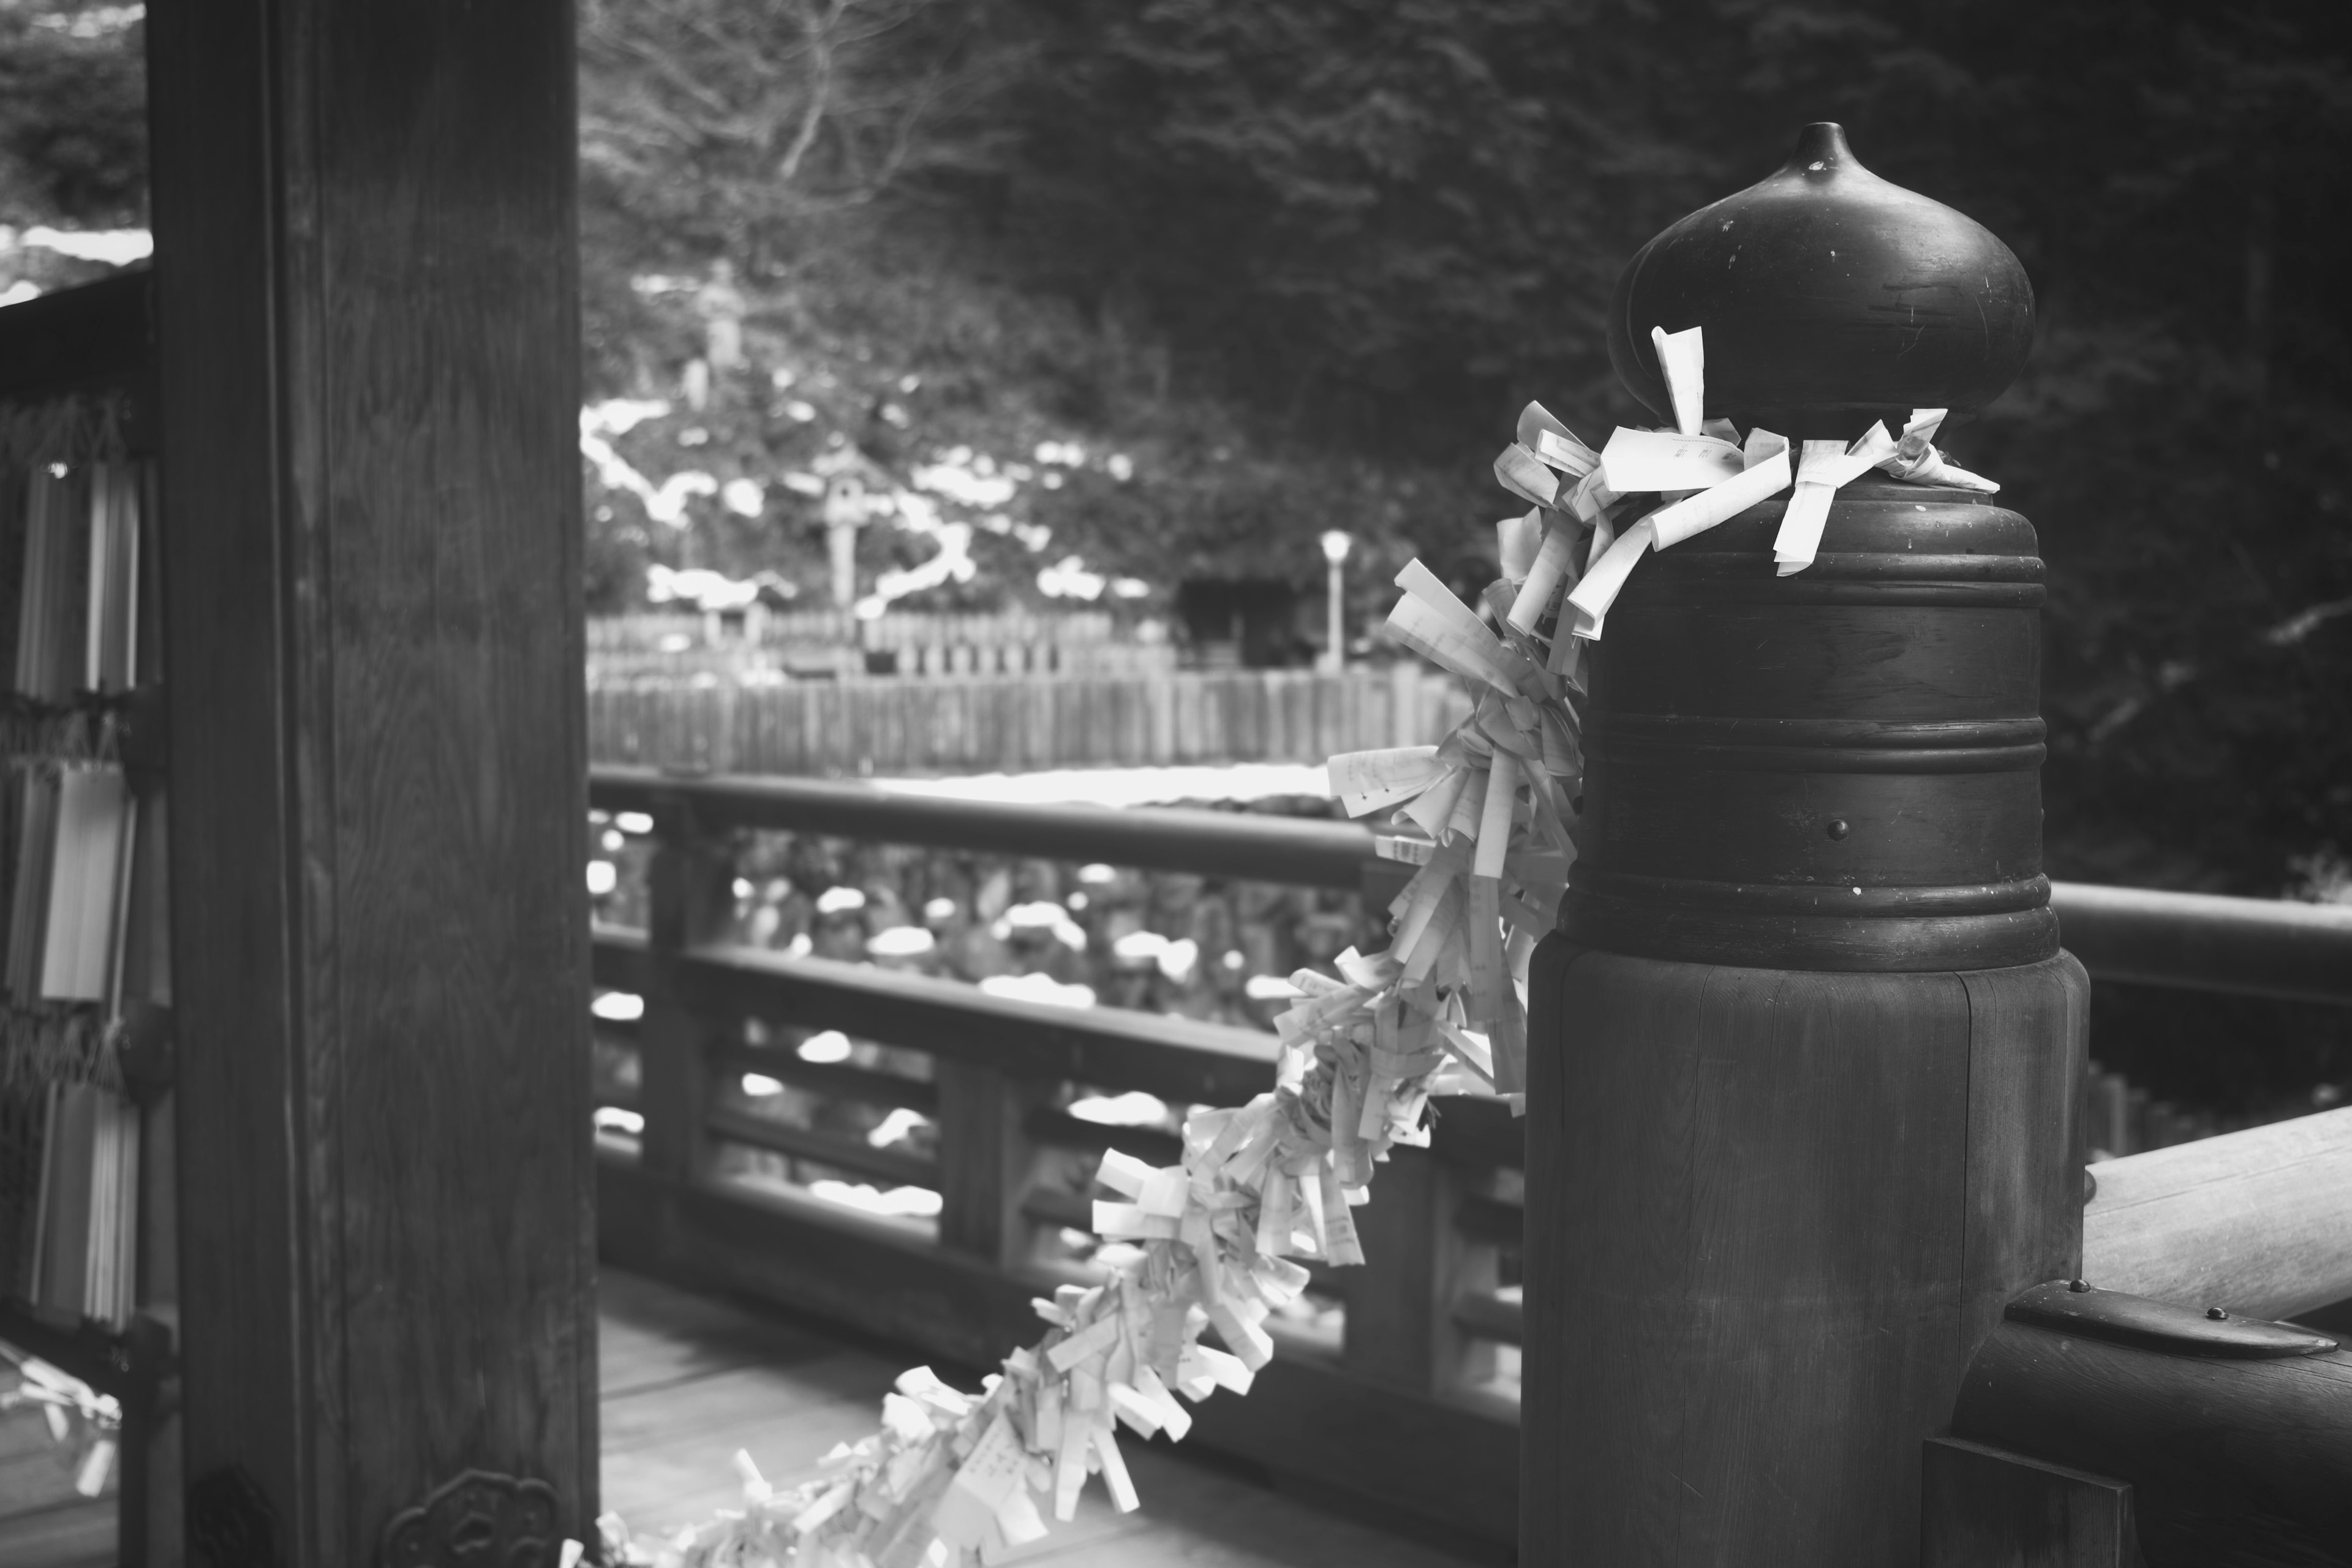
[188,1466,281,1568]
[381,1469,562,1568]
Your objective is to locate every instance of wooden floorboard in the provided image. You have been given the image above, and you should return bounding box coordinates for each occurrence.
[4,1268,1496,1566]
[598,1265,1496,1567]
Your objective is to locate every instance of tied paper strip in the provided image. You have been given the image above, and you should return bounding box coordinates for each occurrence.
[1652,325,1705,436]
[1599,429,1743,494]
[1517,401,1599,478]
[1771,422,1898,575]
[1875,408,1999,493]
[1650,429,1793,548]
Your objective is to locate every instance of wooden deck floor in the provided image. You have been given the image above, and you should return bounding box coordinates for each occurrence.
[601,1265,1494,1566]
[4,1268,1495,1567]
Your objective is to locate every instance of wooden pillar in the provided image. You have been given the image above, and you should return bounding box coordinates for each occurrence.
[1521,124,2083,1564]
[144,3,596,1562]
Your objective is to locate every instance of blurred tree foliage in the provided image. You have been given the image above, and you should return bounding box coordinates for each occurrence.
[582,0,2352,892]
[0,1,144,228]
[2,0,2346,897]
[984,0,2352,895]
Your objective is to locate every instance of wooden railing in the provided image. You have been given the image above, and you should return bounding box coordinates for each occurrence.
[587,765,1523,1546]
[585,763,2352,1548]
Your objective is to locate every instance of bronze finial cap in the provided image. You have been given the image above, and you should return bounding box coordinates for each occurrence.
[1607,123,2034,439]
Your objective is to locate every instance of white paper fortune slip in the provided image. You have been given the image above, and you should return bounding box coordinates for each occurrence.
[1564,464,1620,524]
[1516,400,1599,477]
[1773,421,1896,575]
[1496,510,1544,581]
[1329,745,1443,816]
[1875,406,1999,492]
[1493,443,1558,508]
[927,1410,1024,1548]
[1599,427,1744,494]
[1506,516,1582,633]
[1652,324,1706,435]
[1649,428,1793,549]
[1564,515,1658,639]
[1384,559,1519,690]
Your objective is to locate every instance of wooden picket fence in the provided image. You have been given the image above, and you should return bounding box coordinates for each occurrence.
[586,665,1466,777]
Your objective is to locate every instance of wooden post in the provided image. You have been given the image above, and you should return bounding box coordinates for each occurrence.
[933,1064,1046,1270]
[1523,124,2082,1563]
[1341,1146,1495,1397]
[145,2,597,1561]
[639,799,734,1190]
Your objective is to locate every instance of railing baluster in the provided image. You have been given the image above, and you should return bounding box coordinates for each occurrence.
[934,1061,1049,1270]
[1342,1145,1496,1396]
[639,795,734,1186]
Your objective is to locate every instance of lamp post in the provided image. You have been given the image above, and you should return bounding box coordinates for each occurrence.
[1319,529,1351,673]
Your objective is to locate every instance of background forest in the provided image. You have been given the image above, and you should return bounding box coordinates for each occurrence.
[2,1,2346,919]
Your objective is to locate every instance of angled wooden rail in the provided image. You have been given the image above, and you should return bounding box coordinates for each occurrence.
[2082,1105,2352,1321]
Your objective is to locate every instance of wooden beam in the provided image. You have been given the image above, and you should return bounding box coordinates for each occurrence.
[1920,1438,2140,1568]
[145,2,595,1560]
[2082,1106,2352,1320]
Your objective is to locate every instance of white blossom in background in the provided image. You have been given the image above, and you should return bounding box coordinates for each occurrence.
[580,401,725,527]
[645,565,774,611]
[1012,522,1053,552]
[978,973,1097,1009]
[1065,1090,1170,1126]
[584,399,671,437]
[28,4,144,37]
[1037,556,1106,600]
[872,521,977,603]
[12,225,152,265]
[720,478,765,517]
[911,452,1018,508]
[1112,578,1150,599]
[1106,453,1134,481]
[1033,440,1085,466]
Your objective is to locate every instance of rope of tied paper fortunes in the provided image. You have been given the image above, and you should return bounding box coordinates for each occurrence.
[579,323,1994,1568]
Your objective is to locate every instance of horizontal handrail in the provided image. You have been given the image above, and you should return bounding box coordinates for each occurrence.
[594,921,1528,1172]
[706,1044,941,1115]
[589,765,1375,889]
[595,924,1281,1105]
[2048,881,2352,1005]
[707,1106,940,1191]
[589,766,2352,1004]
[2081,1104,2352,1321]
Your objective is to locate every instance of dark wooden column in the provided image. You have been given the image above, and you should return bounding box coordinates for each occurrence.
[1522,125,2084,1564]
[144,3,596,1562]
